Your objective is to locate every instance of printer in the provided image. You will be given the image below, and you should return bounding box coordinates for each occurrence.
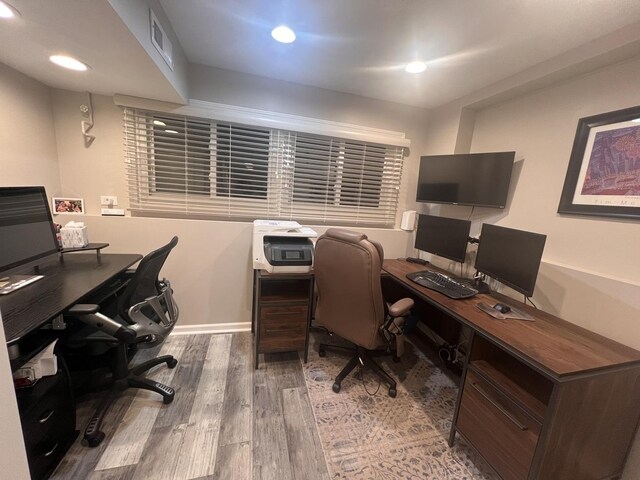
[252,220,318,273]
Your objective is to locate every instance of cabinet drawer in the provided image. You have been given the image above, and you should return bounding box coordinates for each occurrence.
[457,370,541,480]
[258,305,308,353]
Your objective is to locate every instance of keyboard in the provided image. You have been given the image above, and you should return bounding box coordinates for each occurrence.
[406,270,478,299]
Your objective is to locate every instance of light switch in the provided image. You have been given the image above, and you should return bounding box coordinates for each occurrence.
[100,196,118,206]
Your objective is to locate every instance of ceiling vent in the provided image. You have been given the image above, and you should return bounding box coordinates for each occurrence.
[150,9,174,70]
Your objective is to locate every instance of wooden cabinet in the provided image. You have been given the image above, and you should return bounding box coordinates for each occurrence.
[252,270,314,368]
[453,334,640,480]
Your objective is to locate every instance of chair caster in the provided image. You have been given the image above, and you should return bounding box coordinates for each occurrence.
[319,348,326,357]
[332,382,341,393]
[167,358,178,369]
[86,431,105,448]
[388,388,397,398]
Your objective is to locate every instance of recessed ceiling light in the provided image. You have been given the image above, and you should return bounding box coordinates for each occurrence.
[405,61,426,74]
[153,120,167,126]
[50,55,89,71]
[0,1,19,18]
[271,25,296,44]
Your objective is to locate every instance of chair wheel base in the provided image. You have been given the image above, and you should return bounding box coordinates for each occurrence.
[332,382,341,393]
[389,388,397,398]
[85,431,105,448]
[319,348,326,357]
[167,358,178,369]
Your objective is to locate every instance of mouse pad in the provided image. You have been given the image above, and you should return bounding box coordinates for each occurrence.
[477,302,534,321]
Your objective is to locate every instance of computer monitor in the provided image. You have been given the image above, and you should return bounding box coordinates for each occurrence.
[415,214,471,264]
[475,224,546,297]
[0,186,59,274]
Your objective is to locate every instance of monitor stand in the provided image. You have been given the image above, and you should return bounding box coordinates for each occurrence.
[472,279,491,294]
[0,275,44,295]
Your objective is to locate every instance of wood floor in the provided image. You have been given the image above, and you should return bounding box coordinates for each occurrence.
[51,332,329,480]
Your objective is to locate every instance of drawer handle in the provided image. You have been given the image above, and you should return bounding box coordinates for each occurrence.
[44,442,59,457]
[471,381,528,431]
[39,409,54,424]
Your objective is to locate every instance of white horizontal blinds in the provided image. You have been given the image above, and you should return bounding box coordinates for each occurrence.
[282,132,403,225]
[124,107,404,226]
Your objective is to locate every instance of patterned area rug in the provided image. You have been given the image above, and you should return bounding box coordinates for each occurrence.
[302,333,497,480]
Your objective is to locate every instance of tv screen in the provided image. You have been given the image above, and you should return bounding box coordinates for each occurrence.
[0,186,59,274]
[416,152,515,208]
[475,224,546,297]
[415,214,471,264]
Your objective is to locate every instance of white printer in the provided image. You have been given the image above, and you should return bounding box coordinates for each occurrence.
[252,220,318,273]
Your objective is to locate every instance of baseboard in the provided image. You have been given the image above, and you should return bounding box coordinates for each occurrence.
[171,322,251,335]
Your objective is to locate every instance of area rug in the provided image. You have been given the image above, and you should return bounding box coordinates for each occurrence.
[302,334,497,480]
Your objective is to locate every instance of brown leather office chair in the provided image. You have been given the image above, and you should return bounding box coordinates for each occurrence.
[314,228,414,397]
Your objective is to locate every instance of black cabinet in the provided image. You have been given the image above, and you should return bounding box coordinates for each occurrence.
[16,357,77,480]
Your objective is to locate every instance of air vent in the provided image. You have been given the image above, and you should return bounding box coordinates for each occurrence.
[150,9,174,70]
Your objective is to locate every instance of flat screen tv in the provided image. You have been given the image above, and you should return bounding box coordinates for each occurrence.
[416,152,515,208]
[415,214,471,264]
[475,224,546,297]
[0,186,59,274]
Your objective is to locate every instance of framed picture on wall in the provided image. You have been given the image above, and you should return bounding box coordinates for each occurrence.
[52,197,85,215]
[558,105,640,219]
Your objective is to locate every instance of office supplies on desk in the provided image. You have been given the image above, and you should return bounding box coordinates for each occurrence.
[476,301,534,320]
[406,270,478,299]
[0,274,44,295]
[405,256,428,265]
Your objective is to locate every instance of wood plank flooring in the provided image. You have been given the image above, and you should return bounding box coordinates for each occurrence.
[51,333,329,480]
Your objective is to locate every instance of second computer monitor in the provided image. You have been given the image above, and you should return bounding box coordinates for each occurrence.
[475,224,546,297]
[415,214,471,264]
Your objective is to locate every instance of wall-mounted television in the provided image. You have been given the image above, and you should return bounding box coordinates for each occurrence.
[416,152,515,208]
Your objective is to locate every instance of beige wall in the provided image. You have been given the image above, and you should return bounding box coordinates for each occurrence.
[422,55,640,480]
[0,63,60,194]
[52,72,427,326]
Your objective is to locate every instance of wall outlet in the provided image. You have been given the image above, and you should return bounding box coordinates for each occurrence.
[100,196,118,206]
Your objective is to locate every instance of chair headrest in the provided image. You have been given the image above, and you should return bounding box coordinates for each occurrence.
[322,228,368,244]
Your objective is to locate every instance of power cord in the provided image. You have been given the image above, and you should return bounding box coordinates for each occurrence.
[358,360,382,396]
[525,296,538,308]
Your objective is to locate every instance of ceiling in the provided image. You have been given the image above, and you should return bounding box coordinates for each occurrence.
[1,1,640,109]
[161,0,640,108]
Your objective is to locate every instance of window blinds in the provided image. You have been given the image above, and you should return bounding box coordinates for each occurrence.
[124,108,405,226]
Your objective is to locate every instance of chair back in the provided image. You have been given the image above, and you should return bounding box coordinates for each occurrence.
[314,228,386,350]
[117,236,179,325]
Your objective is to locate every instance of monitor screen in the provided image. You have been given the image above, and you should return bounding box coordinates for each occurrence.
[0,187,59,274]
[416,152,515,208]
[415,214,471,264]
[475,224,546,297]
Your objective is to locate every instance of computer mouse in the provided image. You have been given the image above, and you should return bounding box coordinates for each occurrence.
[493,303,511,314]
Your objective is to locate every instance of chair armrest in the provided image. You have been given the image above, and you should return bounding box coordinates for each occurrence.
[388,298,414,318]
[66,306,137,343]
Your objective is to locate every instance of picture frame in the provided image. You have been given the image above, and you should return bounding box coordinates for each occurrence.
[557,105,640,219]
[52,197,85,215]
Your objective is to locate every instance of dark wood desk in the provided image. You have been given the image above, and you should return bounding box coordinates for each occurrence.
[1,253,142,346]
[383,259,640,480]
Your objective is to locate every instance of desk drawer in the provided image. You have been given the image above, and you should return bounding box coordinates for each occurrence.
[457,370,541,480]
[258,305,308,353]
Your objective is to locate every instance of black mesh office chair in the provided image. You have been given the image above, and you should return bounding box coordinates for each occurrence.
[65,236,180,447]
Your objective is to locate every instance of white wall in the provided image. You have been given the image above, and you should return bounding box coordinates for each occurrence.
[0,63,60,194]
[52,69,429,326]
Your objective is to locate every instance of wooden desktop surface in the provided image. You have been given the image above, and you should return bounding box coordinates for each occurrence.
[383,259,640,379]
[0,253,142,344]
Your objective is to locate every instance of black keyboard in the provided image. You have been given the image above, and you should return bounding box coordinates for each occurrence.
[406,270,478,299]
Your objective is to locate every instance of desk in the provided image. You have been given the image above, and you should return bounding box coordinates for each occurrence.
[383,259,640,480]
[1,253,142,347]
[1,253,141,480]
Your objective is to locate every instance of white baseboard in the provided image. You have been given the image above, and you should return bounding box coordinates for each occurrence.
[171,322,251,335]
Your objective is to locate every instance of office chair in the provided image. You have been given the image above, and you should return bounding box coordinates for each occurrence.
[65,236,179,447]
[314,229,414,397]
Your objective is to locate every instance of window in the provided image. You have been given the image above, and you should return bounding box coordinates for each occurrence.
[124,108,405,226]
